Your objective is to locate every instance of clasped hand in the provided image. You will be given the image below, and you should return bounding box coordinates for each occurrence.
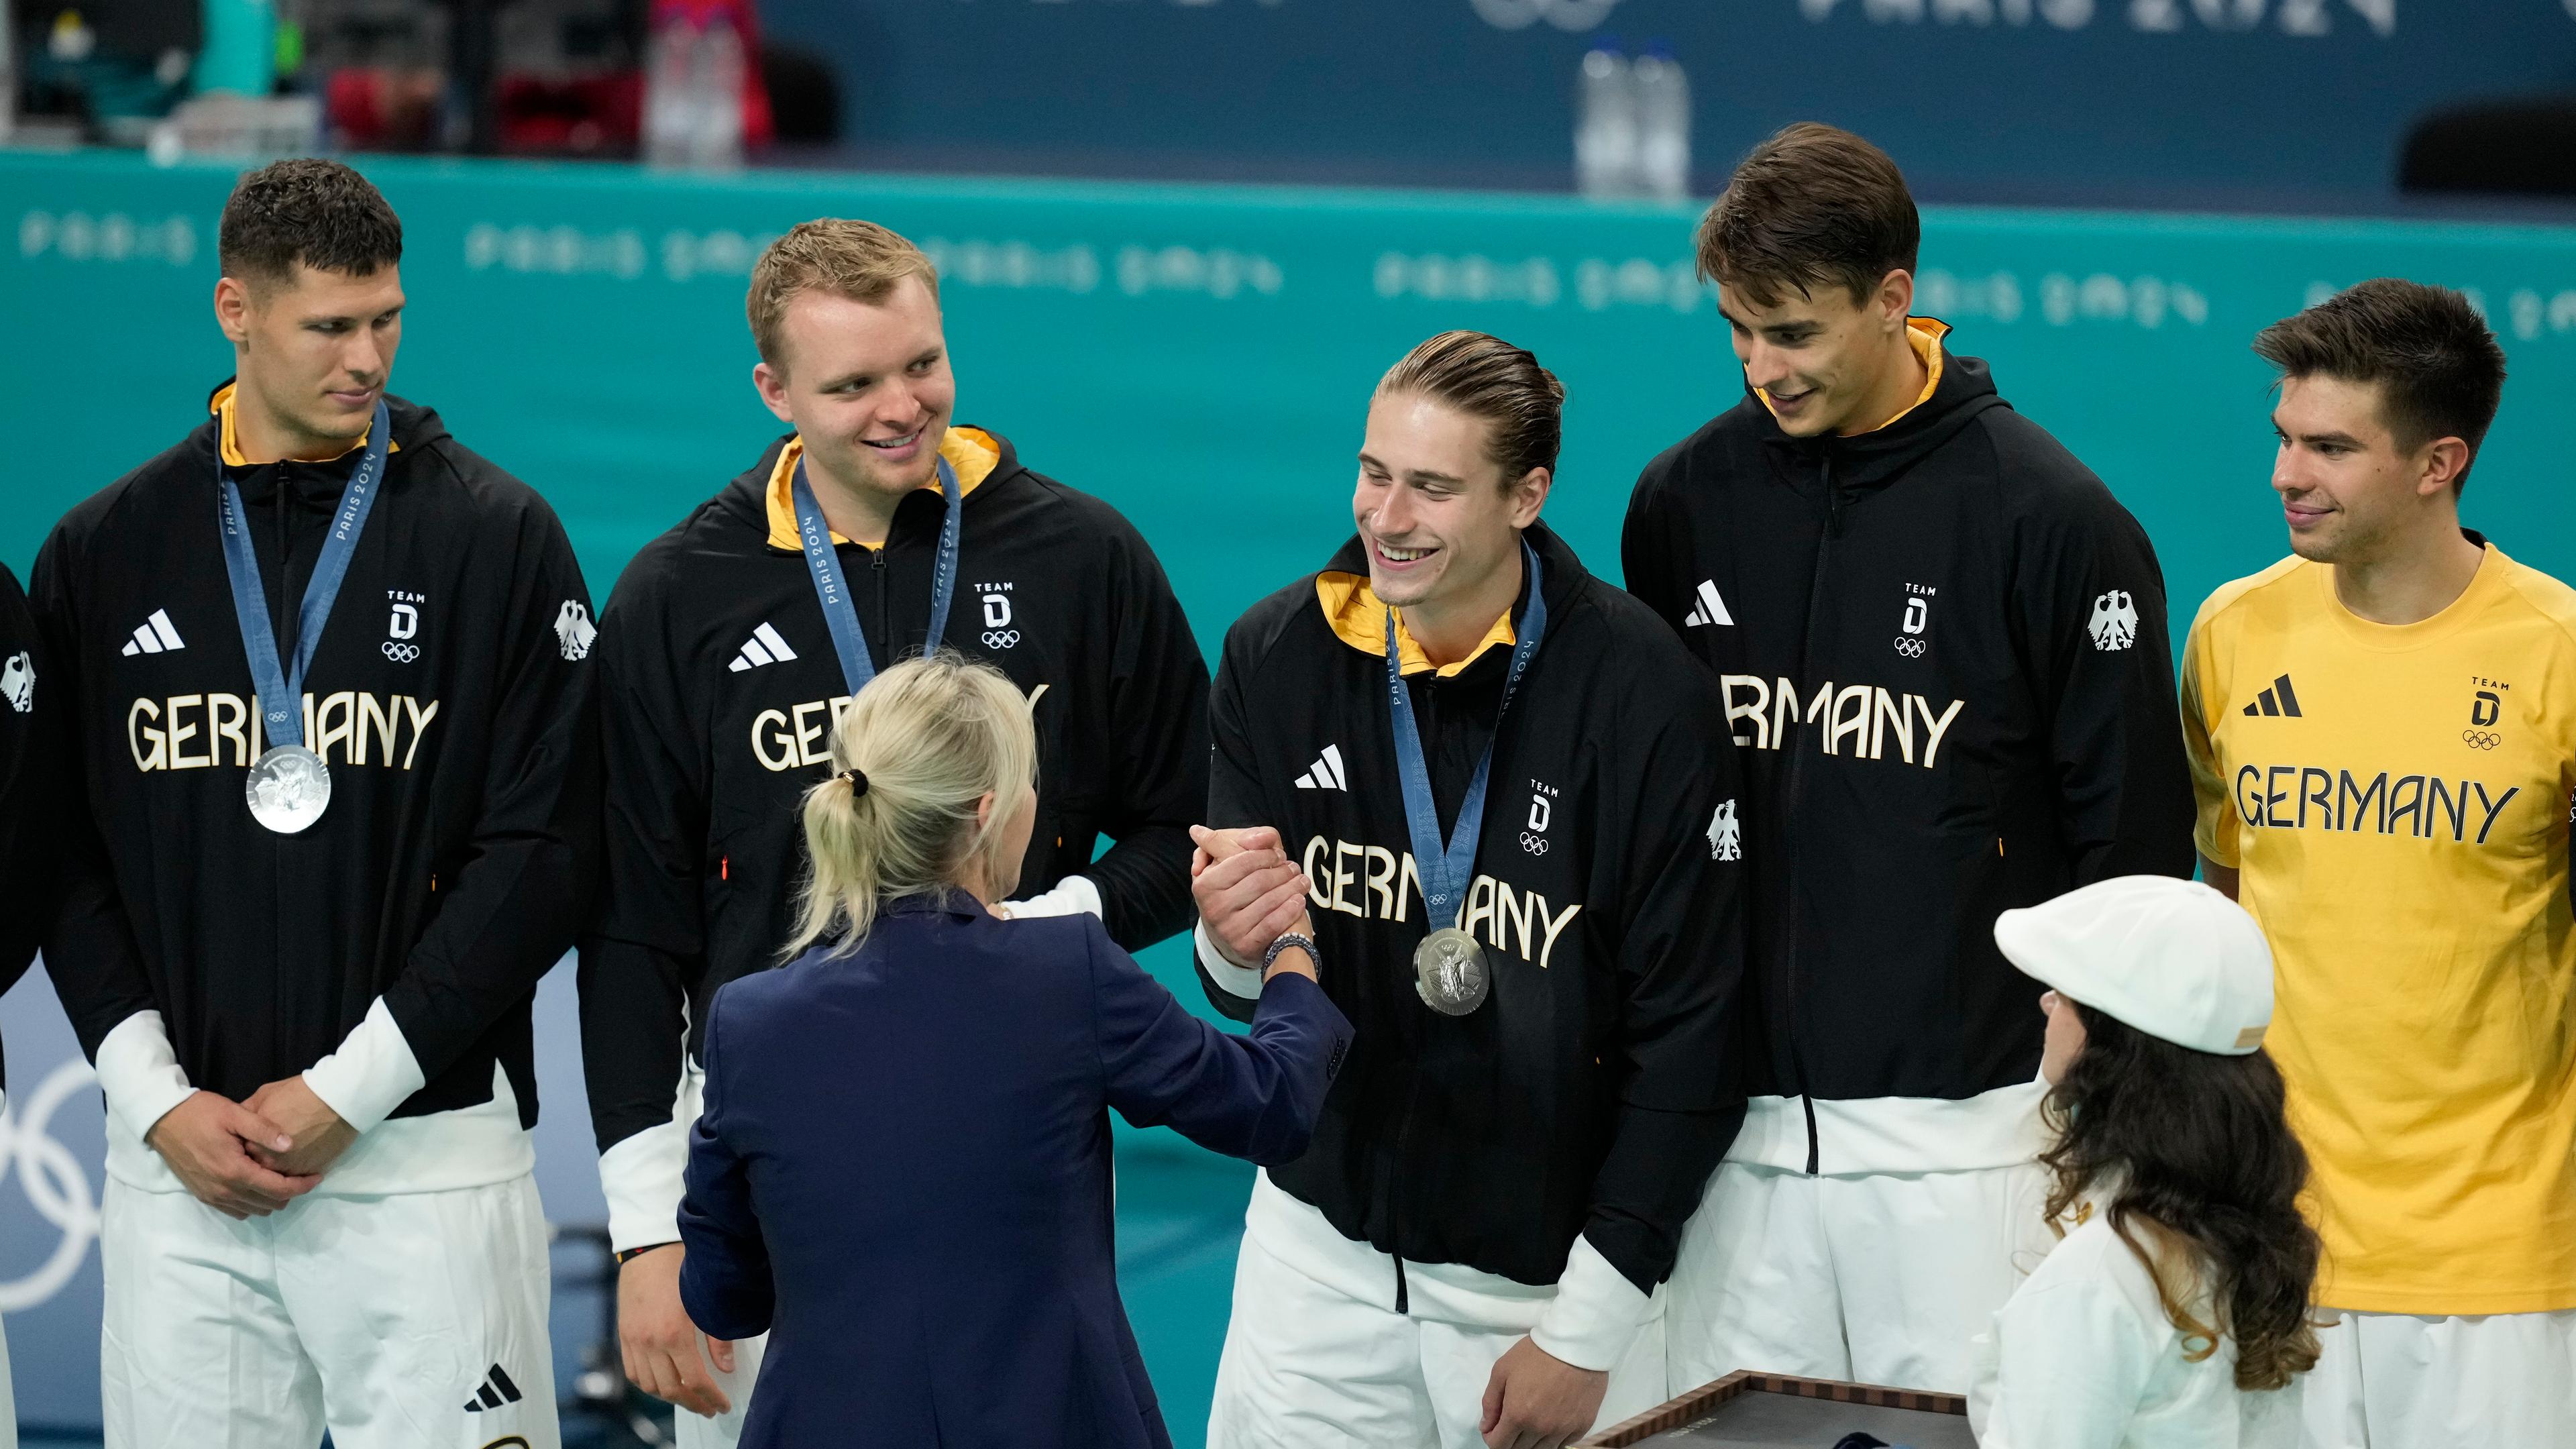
[144,1075,356,1219]
[1189,824,1318,975]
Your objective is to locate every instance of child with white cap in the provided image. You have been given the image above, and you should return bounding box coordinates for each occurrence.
[1969,874,2319,1448]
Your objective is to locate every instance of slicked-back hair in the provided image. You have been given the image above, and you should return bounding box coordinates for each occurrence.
[1696,122,1919,309]
[747,219,942,370]
[1377,331,1564,488]
[217,158,402,288]
[2253,279,2507,491]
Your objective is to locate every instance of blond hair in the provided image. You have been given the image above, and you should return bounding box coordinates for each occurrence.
[786,653,1036,959]
[1377,331,1565,486]
[746,218,942,369]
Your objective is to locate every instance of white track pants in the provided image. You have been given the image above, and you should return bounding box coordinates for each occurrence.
[2301,1308,2576,1448]
[100,1173,558,1449]
[1665,1160,2050,1397]
[0,1311,15,1449]
[671,1330,769,1449]
[1207,1177,1666,1448]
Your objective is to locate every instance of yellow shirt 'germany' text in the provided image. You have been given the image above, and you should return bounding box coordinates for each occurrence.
[2182,545,2576,1313]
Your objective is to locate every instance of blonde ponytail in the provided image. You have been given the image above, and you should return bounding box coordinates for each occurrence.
[785,651,1038,960]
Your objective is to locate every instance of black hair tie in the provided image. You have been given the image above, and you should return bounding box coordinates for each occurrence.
[840,767,869,798]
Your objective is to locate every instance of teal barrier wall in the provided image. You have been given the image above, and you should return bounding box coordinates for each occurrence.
[9,153,2576,637]
[4,152,2575,1437]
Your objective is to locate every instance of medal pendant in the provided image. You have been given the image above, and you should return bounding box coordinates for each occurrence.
[1413,926,1490,1016]
[246,745,332,835]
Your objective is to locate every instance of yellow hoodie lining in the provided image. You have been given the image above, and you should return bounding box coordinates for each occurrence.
[1756,317,1948,435]
[1315,571,1516,678]
[763,427,1001,551]
[210,382,399,466]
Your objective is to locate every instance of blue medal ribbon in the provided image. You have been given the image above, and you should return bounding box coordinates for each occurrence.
[1385,539,1548,932]
[790,449,963,695]
[213,398,392,749]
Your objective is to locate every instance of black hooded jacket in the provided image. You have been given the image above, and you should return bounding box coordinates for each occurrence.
[32,386,600,1126]
[1198,524,1747,1293]
[0,563,62,1097]
[579,428,1209,1180]
[1622,324,2192,1149]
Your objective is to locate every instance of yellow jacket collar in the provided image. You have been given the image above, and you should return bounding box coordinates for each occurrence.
[763,427,1001,551]
[1315,571,1516,678]
[211,382,398,467]
[1756,317,1948,434]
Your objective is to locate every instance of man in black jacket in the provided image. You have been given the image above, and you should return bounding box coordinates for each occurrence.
[0,559,61,1447]
[33,159,596,1447]
[580,217,1210,1443]
[1622,125,2194,1395]
[1195,331,1747,1448]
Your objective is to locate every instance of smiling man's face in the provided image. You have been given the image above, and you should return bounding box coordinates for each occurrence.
[755,275,957,500]
[2270,372,2447,566]
[1717,275,1911,439]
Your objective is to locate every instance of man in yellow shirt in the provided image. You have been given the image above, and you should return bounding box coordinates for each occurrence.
[2182,278,2576,1448]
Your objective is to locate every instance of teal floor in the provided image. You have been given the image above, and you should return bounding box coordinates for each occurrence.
[1112,1140,1255,1449]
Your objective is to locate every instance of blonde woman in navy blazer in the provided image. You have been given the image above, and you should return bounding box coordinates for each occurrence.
[677,654,1348,1448]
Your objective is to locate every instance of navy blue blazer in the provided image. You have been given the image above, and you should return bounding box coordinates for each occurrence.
[678,892,1351,1448]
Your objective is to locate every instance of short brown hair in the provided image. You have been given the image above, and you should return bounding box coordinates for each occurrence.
[746,219,941,368]
[219,158,402,286]
[1377,331,1565,485]
[1696,123,1918,308]
[2253,279,2507,489]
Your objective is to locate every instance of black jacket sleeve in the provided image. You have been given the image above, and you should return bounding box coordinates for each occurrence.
[30,525,162,1062]
[0,564,62,1006]
[1583,669,1750,1293]
[1618,456,1693,631]
[380,498,603,1083]
[577,554,706,1159]
[1075,519,1209,951]
[2011,464,2196,884]
[1193,613,1274,1025]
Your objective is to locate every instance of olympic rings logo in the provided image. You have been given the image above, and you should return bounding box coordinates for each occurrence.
[381,641,421,663]
[0,1056,103,1312]
[2463,730,2502,750]
[982,630,1020,650]
[1519,832,1550,855]
[1892,637,1927,658]
[1469,0,1622,32]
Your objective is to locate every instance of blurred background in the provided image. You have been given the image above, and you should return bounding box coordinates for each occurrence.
[3,1,2575,1444]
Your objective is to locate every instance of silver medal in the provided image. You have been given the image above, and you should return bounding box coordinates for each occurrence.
[1413,926,1490,1016]
[245,744,332,834]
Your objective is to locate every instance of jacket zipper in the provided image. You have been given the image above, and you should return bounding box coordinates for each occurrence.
[870,545,890,661]
[1781,450,1841,1176]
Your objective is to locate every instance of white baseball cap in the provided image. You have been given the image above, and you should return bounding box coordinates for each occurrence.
[1992,875,2275,1056]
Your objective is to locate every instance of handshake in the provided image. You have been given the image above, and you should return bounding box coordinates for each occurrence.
[1189,823,1321,982]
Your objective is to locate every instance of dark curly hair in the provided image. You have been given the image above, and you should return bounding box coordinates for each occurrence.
[2038,1004,2322,1392]
[218,158,403,287]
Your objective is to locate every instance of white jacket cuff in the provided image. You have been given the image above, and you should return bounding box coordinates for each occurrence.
[1001,874,1103,921]
[95,1010,197,1146]
[300,997,428,1134]
[1530,1232,1652,1372]
[1197,922,1264,1000]
[600,1122,690,1253]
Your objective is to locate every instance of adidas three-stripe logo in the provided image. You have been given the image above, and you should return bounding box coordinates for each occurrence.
[727,621,800,673]
[462,1362,524,1411]
[2242,674,2304,718]
[1681,580,1735,628]
[1294,744,1348,792]
[119,609,185,656]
